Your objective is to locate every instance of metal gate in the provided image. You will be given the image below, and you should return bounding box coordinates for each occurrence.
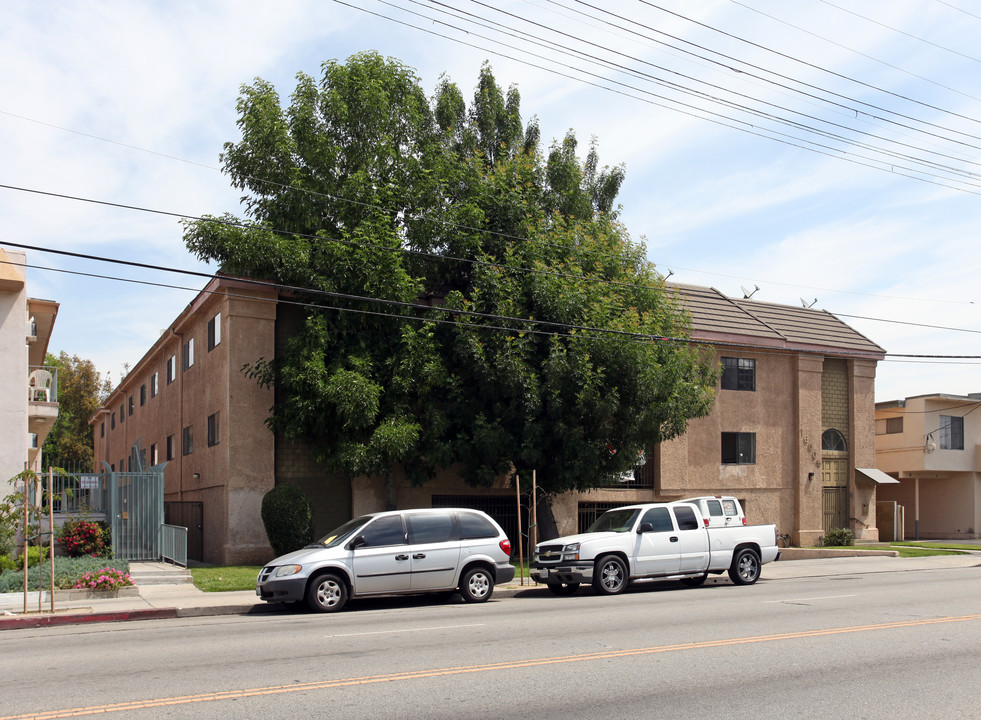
[822,486,849,533]
[103,463,164,561]
[432,495,528,557]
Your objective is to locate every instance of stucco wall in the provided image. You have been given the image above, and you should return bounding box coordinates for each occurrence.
[0,251,28,484]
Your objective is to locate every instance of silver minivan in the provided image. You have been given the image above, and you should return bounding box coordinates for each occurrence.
[256,508,515,612]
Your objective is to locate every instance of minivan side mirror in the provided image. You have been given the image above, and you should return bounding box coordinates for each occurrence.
[637,522,654,534]
[350,535,367,550]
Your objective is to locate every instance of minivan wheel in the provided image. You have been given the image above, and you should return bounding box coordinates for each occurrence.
[460,566,494,602]
[306,573,348,613]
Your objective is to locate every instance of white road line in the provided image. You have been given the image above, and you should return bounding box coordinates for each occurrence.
[327,624,486,638]
[764,594,858,603]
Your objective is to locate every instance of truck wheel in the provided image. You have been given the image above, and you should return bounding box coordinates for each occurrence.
[592,555,627,595]
[681,573,708,587]
[305,573,348,613]
[728,548,761,585]
[546,582,580,596]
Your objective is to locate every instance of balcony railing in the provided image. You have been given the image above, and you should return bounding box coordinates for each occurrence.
[28,365,58,403]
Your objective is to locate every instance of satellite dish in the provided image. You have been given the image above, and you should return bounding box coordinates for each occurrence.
[925,442,937,454]
[741,284,760,299]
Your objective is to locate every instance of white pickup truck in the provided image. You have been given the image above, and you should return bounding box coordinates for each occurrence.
[530,501,780,596]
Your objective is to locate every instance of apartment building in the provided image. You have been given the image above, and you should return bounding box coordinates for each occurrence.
[0,246,59,484]
[93,278,887,563]
[875,393,981,540]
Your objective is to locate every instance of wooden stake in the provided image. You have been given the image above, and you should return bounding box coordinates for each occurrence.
[23,463,28,614]
[48,467,55,613]
[531,470,538,550]
[515,474,524,585]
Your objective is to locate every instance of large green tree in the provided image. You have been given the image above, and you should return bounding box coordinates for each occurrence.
[41,352,108,470]
[183,52,716,507]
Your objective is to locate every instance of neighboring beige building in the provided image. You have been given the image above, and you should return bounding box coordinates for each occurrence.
[0,246,59,485]
[93,279,887,563]
[874,393,981,540]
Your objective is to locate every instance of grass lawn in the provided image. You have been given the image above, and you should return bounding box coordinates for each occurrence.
[190,566,262,592]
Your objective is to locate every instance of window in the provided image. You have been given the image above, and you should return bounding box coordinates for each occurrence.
[705,500,723,518]
[673,505,700,530]
[183,338,195,370]
[128,396,134,416]
[100,422,105,438]
[207,412,220,447]
[822,428,847,452]
[208,312,222,350]
[111,412,116,430]
[359,516,405,547]
[166,355,176,384]
[885,417,903,434]
[149,443,158,466]
[182,426,193,455]
[640,506,674,533]
[407,514,455,544]
[140,384,146,406]
[166,435,174,461]
[940,415,964,450]
[150,372,159,397]
[721,357,756,391]
[119,402,125,423]
[458,512,498,539]
[721,432,756,464]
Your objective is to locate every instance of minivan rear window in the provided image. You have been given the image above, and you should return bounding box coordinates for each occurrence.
[458,512,498,539]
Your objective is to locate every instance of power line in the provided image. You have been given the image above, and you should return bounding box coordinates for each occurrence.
[5,245,981,361]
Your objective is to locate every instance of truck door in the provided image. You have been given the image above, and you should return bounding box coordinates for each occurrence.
[634,506,681,576]
[672,505,710,572]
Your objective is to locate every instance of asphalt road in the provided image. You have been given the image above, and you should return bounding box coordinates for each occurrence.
[3,565,980,719]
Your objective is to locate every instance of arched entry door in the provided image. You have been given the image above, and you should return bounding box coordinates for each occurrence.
[821,429,849,532]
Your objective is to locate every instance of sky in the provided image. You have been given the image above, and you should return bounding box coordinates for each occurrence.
[1,0,979,403]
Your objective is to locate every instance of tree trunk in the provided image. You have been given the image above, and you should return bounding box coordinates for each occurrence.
[385,467,397,511]
[535,494,559,542]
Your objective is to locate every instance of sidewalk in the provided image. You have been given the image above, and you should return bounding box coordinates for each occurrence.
[2,553,978,631]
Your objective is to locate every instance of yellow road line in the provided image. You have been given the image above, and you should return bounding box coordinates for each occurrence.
[5,613,980,720]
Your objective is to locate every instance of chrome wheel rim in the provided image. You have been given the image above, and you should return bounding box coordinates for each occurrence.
[316,579,342,608]
[737,554,759,582]
[468,572,490,598]
[601,561,624,591]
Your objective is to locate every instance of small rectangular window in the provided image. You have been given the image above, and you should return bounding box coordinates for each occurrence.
[100,422,105,438]
[940,415,964,450]
[208,312,222,350]
[183,338,195,370]
[166,435,174,461]
[119,402,125,423]
[182,425,193,455]
[722,432,756,464]
[140,384,146,406]
[167,356,176,384]
[721,357,756,391]
[128,396,134,416]
[149,443,158,466]
[207,412,220,447]
[111,412,116,430]
[150,372,159,397]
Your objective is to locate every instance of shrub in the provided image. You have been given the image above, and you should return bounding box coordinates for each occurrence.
[0,554,16,573]
[24,545,52,567]
[0,556,130,592]
[58,519,110,558]
[822,528,855,547]
[73,567,133,591]
[261,483,314,556]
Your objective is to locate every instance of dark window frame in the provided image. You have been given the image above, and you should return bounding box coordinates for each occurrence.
[207,412,220,447]
[721,357,756,391]
[182,426,193,456]
[208,312,222,351]
[721,432,756,465]
[940,415,964,450]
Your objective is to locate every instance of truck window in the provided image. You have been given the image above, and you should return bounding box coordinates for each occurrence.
[640,507,674,533]
[673,506,700,531]
[706,500,723,517]
[587,509,640,533]
[721,499,738,516]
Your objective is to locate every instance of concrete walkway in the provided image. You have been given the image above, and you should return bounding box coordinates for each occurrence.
[2,553,979,631]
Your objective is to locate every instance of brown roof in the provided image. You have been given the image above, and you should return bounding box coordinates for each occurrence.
[667,283,885,358]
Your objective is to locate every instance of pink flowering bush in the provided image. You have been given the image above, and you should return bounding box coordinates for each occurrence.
[73,567,132,591]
